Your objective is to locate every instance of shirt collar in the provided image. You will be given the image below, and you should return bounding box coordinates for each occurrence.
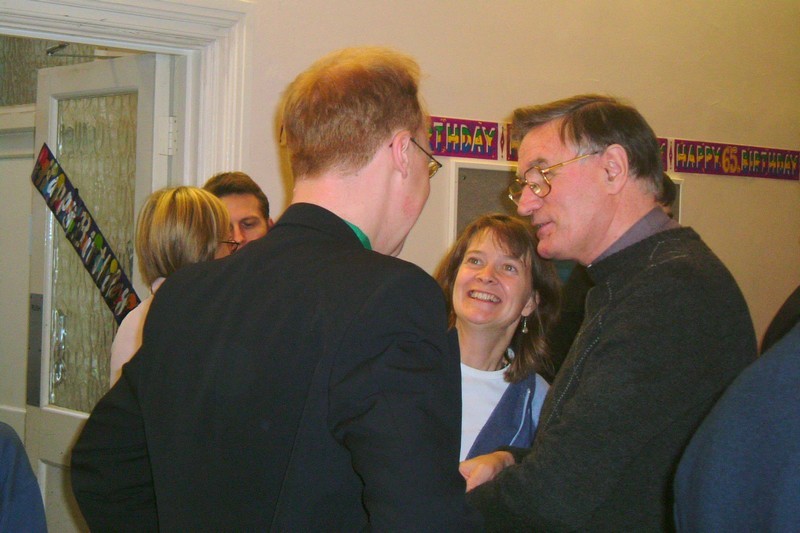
[592,207,680,264]
[344,220,372,250]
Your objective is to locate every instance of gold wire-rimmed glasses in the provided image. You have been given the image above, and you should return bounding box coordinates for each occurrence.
[508,151,600,204]
[219,239,241,254]
[410,137,443,179]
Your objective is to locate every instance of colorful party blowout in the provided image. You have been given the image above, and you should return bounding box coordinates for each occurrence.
[30,143,140,324]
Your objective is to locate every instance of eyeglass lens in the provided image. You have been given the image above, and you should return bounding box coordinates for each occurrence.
[427,160,441,179]
[508,169,548,205]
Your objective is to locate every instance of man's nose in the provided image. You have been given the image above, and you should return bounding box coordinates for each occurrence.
[517,186,543,217]
[232,225,245,244]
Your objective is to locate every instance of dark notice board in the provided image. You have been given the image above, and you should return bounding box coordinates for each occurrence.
[455,165,518,236]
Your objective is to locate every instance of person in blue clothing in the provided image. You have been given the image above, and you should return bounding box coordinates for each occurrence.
[435,213,561,460]
[0,422,47,532]
[674,321,800,531]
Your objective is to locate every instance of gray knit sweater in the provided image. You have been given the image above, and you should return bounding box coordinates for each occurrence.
[468,227,756,532]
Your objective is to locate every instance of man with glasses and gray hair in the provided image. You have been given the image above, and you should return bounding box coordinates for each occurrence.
[460,94,756,531]
[71,46,478,531]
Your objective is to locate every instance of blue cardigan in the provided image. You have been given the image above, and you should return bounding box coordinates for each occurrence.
[466,371,548,459]
[450,330,549,460]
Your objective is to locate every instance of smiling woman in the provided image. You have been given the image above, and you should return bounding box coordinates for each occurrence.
[434,213,561,460]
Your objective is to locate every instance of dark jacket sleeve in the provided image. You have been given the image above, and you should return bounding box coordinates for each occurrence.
[328,270,481,531]
[70,355,158,531]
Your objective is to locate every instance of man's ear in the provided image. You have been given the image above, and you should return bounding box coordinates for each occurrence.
[602,144,629,194]
[389,130,412,176]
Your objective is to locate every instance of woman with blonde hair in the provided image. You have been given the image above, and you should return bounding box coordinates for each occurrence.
[109,186,234,385]
[435,213,560,460]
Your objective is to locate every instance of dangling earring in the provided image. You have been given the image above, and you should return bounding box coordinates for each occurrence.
[521,316,529,334]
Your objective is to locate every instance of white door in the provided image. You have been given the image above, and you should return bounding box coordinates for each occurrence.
[26,53,174,532]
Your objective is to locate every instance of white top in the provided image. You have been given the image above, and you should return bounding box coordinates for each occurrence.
[109,277,165,386]
[460,362,510,461]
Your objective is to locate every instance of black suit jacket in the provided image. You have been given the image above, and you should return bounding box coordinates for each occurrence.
[71,204,478,531]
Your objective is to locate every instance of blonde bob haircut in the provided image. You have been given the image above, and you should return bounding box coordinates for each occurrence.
[135,186,230,287]
[281,46,425,178]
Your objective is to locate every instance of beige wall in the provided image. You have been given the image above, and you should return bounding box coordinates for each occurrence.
[238,0,799,343]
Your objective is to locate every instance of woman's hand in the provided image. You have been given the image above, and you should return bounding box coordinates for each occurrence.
[459,451,515,492]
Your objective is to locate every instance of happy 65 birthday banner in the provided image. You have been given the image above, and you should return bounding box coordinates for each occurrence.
[422,116,799,182]
[31,144,140,324]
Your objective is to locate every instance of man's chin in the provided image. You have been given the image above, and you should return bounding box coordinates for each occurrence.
[389,239,406,257]
[537,242,573,262]
[537,242,556,260]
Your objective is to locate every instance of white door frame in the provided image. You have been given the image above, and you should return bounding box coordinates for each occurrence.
[0,0,252,182]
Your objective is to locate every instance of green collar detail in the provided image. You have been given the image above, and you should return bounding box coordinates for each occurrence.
[344,221,372,250]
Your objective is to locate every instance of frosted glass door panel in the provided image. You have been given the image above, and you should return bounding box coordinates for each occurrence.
[50,93,137,412]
